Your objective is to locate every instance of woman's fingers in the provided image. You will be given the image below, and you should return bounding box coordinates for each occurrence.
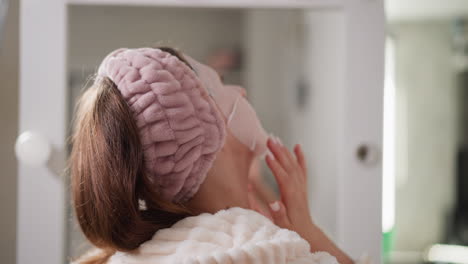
[279,140,298,169]
[265,153,289,192]
[267,138,295,172]
[269,200,291,228]
[267,137,305,184]
[266,150,298,209]
[294,144,307,178]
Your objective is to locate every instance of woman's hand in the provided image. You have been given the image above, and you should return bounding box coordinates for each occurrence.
[264,138,315,240]
[247,137,314,240]
[248,137,354,264]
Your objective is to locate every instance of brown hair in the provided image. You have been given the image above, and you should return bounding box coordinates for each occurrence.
[69,48,192,263]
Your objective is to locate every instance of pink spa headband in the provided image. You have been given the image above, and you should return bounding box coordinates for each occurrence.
[97,48,226,202]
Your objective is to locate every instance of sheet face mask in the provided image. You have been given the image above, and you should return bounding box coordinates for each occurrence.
[185,55,269,157]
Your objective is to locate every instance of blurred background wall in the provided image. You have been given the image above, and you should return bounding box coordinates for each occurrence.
[0,0,18,263]
[390,21,458,253]
[385,1,468,261]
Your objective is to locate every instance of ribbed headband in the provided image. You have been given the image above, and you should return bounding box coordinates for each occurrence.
[97,48,226,202]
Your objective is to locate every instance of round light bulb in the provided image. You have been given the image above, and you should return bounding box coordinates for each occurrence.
[15,131,51,167]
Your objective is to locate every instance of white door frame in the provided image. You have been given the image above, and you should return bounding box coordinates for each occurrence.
[18,0,384,263]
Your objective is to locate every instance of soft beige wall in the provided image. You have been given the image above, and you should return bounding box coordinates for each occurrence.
[0,0,18,263]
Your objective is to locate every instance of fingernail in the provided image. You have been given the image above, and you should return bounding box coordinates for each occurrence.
[267,153,275,160]
[270,134,277,144]
[270,201,280,212]
[267,151,275,161]
[276,136,283,146]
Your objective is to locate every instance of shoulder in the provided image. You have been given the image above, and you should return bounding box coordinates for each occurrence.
[76,207,341,264]
[70,248,108,264]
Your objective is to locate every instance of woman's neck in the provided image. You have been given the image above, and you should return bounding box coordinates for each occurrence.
[185,157,251,214]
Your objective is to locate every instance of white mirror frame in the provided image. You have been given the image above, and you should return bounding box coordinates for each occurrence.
[18,0,384,263]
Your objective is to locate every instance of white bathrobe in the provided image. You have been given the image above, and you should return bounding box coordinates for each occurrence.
[77,207,353,264]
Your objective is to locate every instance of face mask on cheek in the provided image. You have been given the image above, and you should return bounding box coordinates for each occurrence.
[184,55,269,157]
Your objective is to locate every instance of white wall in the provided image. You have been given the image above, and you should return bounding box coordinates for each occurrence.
[68,6,243,72]
[0,0,18,263]
[391,20,458,252]
[300,11,347,241]
[243,9,296,142]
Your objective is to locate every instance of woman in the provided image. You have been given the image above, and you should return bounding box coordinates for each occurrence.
[70,47,358,264]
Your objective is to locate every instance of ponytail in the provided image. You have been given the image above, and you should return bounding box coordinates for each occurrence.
[69,76,190,263]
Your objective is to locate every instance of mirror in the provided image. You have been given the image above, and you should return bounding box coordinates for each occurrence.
[67,5,319,258]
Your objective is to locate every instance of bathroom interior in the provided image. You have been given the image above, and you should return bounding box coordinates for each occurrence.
[2,0,468,263]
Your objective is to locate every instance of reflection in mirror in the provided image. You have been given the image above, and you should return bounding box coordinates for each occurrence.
[67,6,311,258]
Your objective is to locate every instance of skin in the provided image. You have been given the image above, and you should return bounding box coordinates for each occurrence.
[187,132,354,264]
[186,58,354,264]
[187,129,253,213]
